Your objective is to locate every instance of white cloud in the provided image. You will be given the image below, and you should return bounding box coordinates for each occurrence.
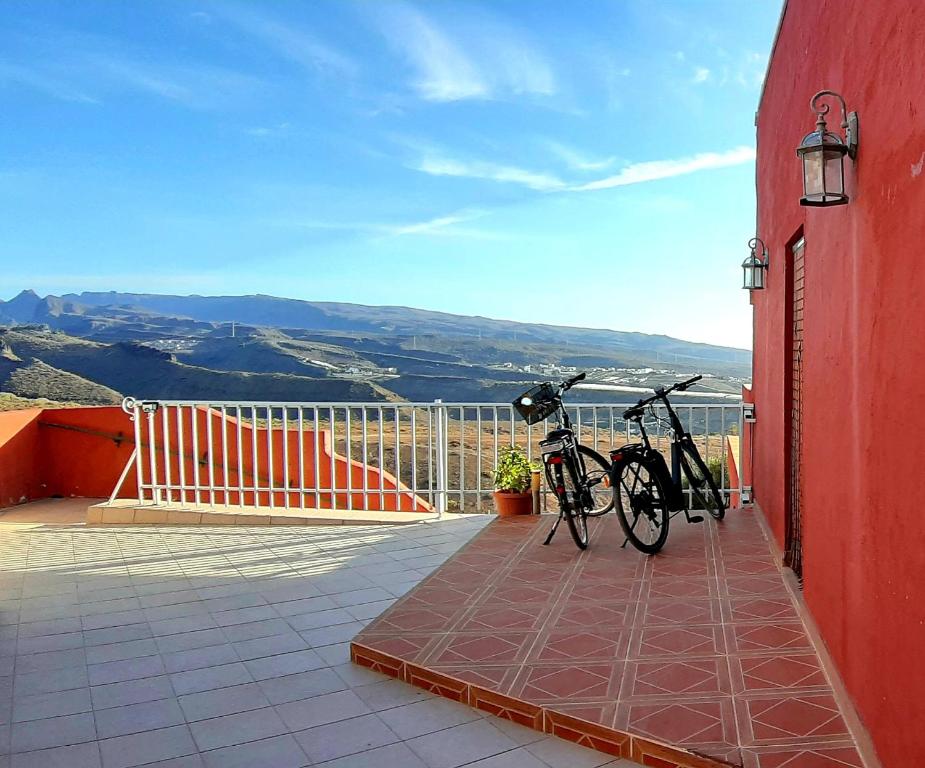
[214,4,357,78]
[84,54,262,108]
[693,66,711,84]
[406,140,754,194]
[0,61,99,104]
[385,6,487,101]
[389,210,482,236]
[414,155,566,192]
[245,122,292,138]
[545,141,615,172]
[269,209,497,240]
[378,3,554,102]
[573,146,756,192]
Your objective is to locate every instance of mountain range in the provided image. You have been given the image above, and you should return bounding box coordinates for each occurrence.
[0,289,750,405]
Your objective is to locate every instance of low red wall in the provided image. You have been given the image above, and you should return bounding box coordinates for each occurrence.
[0,409,43,507]
[0,406,430,513]
[40,408,138,499]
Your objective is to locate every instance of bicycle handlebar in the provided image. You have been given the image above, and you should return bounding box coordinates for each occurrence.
[622,374,704,419]
[560,372,586,392]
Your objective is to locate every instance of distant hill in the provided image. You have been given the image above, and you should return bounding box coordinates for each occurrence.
[39,290,749,367]
[0,289,751,405]
[0,327,393,404]
[0,356,121,405]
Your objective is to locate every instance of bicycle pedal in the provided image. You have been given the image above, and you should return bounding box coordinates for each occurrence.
[687,515,704,523]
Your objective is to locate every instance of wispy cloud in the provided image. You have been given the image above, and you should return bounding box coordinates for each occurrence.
[211,4,357,79]
[1,31,263,109]
[377,3,555,102]
[573,146,756,191]
[415,154,566,192]
[407,142,754,194]
[544,141,616,172]
[693,66,711,84]
[83,54,262,108]
[245,122,292,138]
[270,208,498,240]
[0,60,98,104]
[389,210,483,237]
[382,6,486,101]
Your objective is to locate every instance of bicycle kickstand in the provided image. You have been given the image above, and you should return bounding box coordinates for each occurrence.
[543,513,563,545]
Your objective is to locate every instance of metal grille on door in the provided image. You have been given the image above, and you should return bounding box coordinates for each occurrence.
[787,238,805,581]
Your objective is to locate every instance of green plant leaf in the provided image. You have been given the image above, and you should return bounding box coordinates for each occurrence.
[493,446,532,493]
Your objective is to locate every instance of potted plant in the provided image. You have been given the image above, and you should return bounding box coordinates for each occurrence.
[492,446,534,517]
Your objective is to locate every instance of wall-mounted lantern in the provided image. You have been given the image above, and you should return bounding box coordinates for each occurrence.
[742,237,769,290]
[796,90,858,207]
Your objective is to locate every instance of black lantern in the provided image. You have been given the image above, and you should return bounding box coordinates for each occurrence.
[796,90,858,207]
[742,237,768,290]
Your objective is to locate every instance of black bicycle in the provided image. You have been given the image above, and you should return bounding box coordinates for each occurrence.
[609,375,726,554]
[513,373,612,550]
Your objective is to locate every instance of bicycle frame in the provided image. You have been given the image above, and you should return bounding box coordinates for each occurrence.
[613,392,703,522]
[534,387,597,546]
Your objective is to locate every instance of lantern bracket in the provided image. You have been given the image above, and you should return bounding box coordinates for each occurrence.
[810,90,858,159]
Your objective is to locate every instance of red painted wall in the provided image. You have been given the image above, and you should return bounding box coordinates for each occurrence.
[752,2,925,763]
[40,408,138,499]
[0,409,43,507]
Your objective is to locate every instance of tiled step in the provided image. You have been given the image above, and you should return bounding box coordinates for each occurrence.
[88,500,441,526]
[351,513,868,768]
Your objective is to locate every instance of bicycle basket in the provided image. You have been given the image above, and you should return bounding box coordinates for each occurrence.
[513,383,559,425]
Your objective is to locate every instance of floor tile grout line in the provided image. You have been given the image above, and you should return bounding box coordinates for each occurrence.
[708,517,743,754]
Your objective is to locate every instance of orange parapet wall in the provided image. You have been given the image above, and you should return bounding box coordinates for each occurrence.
[0,406,431,513]
[0,409,43,507]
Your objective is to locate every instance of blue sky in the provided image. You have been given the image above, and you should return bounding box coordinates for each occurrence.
[0,0,781,349]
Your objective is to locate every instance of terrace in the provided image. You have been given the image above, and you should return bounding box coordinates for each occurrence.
[0,398,873,767]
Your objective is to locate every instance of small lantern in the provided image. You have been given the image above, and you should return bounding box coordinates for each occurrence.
[742,237,768,290]
[796,90,858,207]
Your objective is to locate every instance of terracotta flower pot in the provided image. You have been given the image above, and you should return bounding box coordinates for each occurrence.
[493,491,533,517]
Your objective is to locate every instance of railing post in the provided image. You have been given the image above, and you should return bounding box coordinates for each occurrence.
[739,402,753,506]
[128,399,145,504]
[146,406,161,505]
[434,399,447,517]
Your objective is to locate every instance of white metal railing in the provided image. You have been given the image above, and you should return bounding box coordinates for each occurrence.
[117,398,746,514]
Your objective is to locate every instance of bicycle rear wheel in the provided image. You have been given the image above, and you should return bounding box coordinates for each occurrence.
[577,445,614,517]
[678,440,726,520]
[613,457,670,554]
[552,458,589,550]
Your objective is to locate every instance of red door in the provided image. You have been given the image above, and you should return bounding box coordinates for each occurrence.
[786,237,805,580]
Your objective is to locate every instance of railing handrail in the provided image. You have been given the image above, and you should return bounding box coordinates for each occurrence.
[117,396,746,516]
[127,397,742,408]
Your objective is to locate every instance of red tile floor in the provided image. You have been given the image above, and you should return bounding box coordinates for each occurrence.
[351,510,868,768]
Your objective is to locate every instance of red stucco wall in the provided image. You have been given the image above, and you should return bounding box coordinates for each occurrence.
[40,407,138,499]
[752,2,925,763]
[0,409,43,507]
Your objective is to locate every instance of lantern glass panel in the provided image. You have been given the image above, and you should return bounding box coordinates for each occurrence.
[742,264,753,290]
[803,148,824,198]
[753,264,765,289]
[823,149,845,198]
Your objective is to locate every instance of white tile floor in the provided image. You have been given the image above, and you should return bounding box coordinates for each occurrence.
[0,505,634,768]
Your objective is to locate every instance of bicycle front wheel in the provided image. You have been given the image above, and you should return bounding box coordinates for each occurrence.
[555,458,589,550]
[678,440,726,520]
[577,445,614,517]
[613,457,670,554]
